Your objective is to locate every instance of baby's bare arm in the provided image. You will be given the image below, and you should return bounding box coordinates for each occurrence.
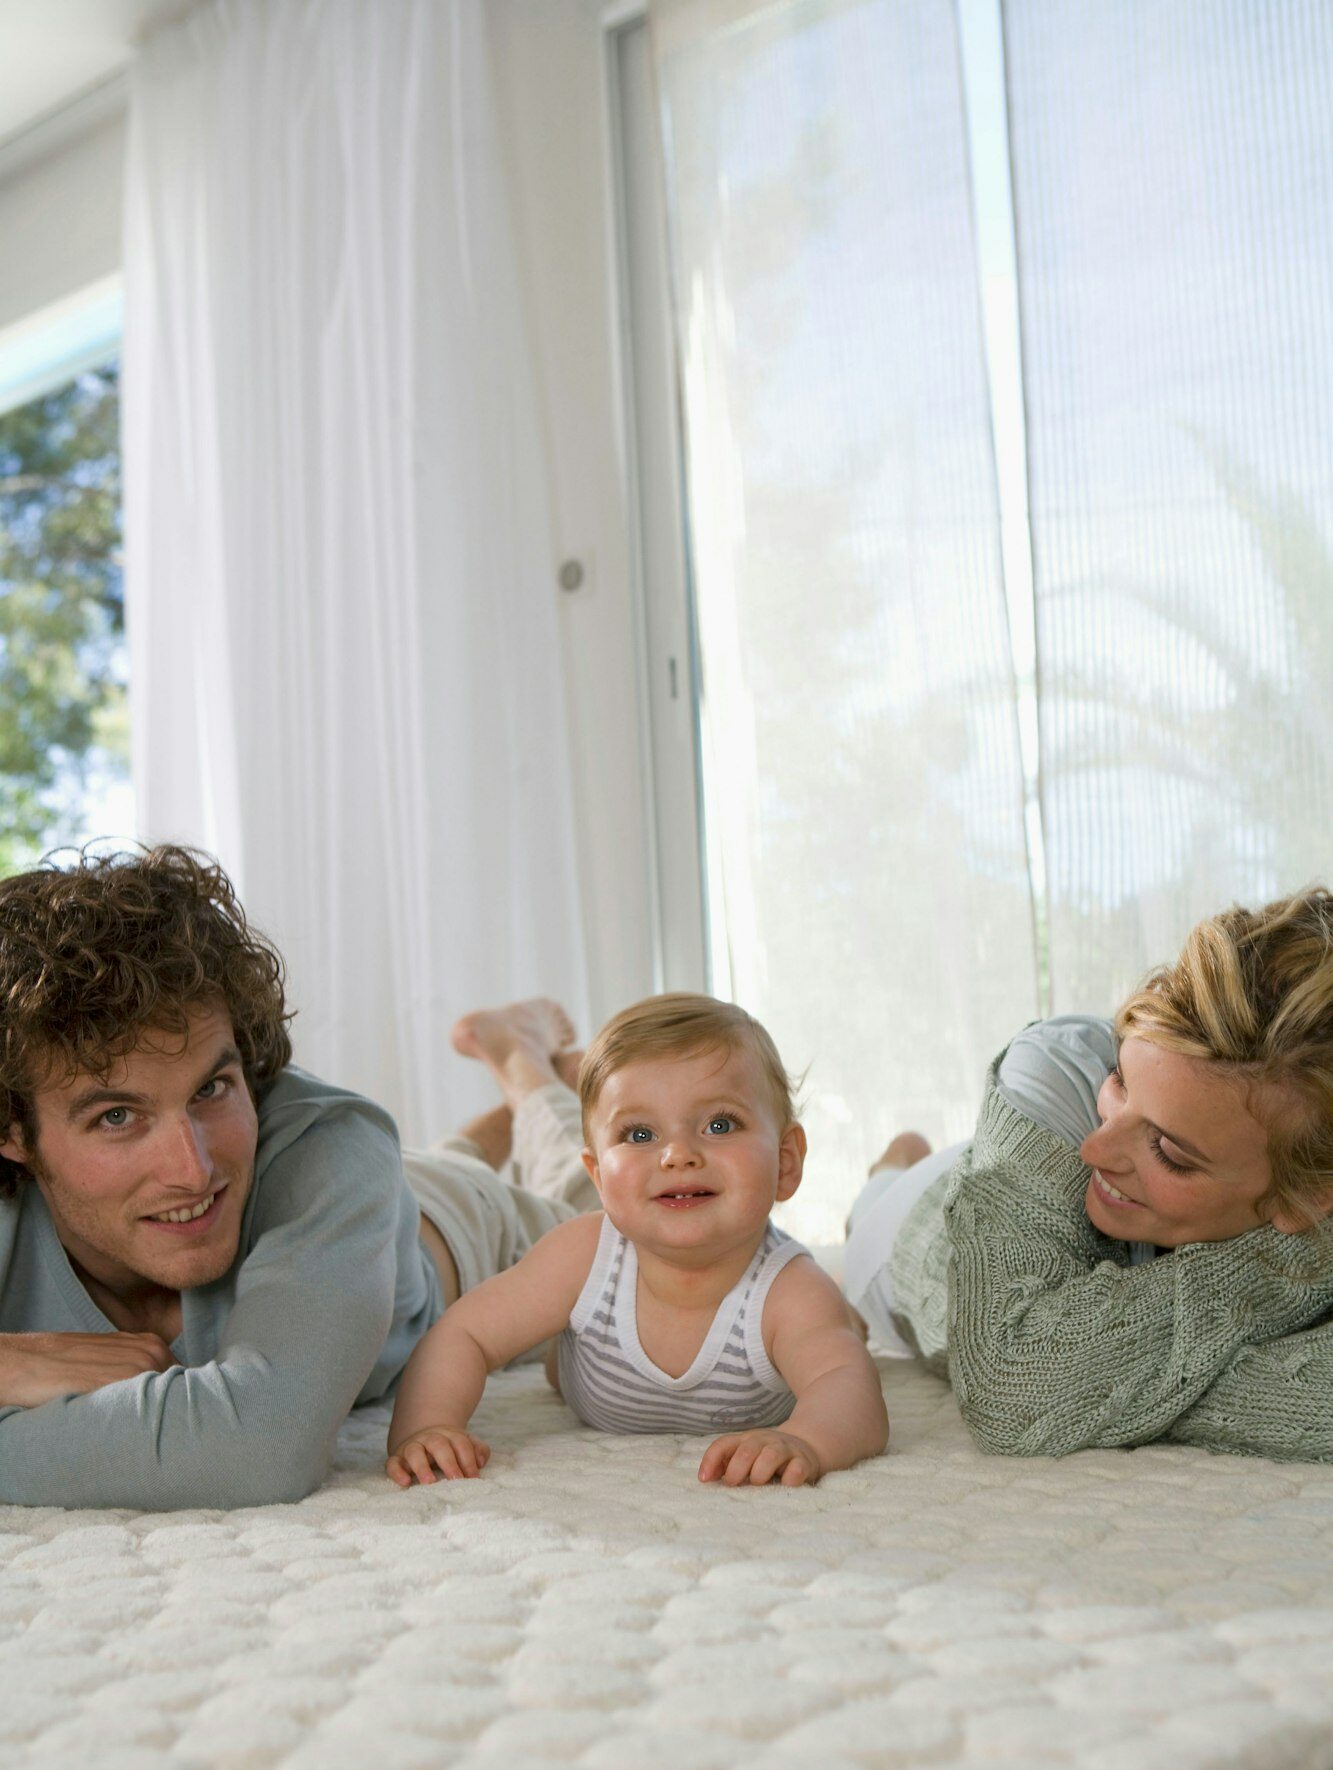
[387,1213,601,1477]
[700,1259,889,1486]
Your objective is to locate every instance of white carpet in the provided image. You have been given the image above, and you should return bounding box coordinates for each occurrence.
[4,1358,1333,1770]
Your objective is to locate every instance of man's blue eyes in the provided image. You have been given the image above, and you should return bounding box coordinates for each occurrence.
[93,1077,231,1129]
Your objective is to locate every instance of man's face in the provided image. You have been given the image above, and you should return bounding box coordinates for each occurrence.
[0,1004,259,1298]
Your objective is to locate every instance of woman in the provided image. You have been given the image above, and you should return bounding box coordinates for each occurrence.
[844,889,1333,1462]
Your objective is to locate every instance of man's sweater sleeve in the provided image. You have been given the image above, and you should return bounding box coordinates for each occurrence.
[0,1099,402,1510]
[945,1079,1333,1459]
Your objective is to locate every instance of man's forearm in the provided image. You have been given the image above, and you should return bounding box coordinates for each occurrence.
[0,1331,175,1409]
[0,1361,339,1509]
[0,1332,47,1407]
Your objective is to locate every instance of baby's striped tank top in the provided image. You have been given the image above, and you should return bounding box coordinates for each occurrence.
[556,1215,808,1433]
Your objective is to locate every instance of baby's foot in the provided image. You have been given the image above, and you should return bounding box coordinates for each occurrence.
[451,999,577,1111]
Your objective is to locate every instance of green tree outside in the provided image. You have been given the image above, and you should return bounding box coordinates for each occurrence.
[0,362,126,878]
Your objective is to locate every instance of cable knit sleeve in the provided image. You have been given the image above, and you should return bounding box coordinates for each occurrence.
[1164,1316,1333,1462]
[944,1075,1333,1458]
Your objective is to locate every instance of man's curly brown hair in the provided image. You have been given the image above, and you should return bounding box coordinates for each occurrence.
[0,845,293,1192]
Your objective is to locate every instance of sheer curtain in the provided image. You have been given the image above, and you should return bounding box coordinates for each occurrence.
[123,0,587,1141]
[650,0,1036,1240]
[1005,0,1333,1010]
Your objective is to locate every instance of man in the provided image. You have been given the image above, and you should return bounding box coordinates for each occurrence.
[0,846,592,1508]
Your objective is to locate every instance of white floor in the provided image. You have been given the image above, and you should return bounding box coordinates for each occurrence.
[4,1358,1333,1769]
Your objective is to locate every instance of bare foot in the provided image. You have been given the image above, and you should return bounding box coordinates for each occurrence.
[457,1103,513,1171]
[555,1047,583,1092]
[870,1131,931,1175]
[451,999,578,1113]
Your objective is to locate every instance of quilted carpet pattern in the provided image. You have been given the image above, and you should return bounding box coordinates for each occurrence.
[4,1360,1333,1769]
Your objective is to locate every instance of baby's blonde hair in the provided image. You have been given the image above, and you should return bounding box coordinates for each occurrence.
[578,993,796,1143]
[1116,888,1333,1227]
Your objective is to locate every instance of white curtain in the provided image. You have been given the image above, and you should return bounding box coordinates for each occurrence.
[123,0,588,1141]
[650,0,1036,1242]
[1004,0,1333,1011]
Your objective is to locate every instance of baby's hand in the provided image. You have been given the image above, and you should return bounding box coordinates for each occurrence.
[698,1429,823,1487]
[386,1426,491,1487]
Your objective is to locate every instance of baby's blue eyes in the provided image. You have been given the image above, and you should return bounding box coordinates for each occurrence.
[622,1116,737,1142]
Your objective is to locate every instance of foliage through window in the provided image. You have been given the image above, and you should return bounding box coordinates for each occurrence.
[0,362,127,878]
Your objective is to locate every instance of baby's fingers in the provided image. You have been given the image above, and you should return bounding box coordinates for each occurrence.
[698,1435,741,1482]
[747,1441,789,1486]
[385,1454,413,1489]
[779,1454,816,1487]
[417,1438,463,1483]
[449,1434,486,1479]
[388,1434,475,1485]
[720,1439,765,1487]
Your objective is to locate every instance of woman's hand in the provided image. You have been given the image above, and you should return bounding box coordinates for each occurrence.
[386,1426,491,1487]
[698,1427,823,1486]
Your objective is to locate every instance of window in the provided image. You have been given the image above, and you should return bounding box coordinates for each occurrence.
[0,283,129,876]
[623,0,1333,1239]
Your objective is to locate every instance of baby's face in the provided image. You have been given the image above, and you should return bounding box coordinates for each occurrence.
[582,1042,804,1264]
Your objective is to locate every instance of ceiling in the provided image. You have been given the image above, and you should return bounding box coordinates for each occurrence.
[0,0,188,153]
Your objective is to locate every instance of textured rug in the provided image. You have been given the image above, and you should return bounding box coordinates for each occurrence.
[4,1358,1333,1770]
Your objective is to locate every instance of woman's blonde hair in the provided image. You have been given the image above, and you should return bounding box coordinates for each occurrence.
[578,993,796,1143]
[1116,888,1333,1227]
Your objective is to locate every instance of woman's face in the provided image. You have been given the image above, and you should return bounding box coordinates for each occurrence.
[1080,1035,1301,1246]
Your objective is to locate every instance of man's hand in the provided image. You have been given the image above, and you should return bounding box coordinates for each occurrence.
[386,1426,492,1487]
[0,1331,177,1408]
[698,1428,823,1487]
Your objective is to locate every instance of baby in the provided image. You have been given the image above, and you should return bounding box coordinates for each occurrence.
[387,994,889,1487]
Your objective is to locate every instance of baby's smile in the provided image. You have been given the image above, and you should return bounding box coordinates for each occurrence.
[653,1187,717,1209]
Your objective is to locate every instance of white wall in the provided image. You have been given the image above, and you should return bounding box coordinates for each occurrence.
[0,98,125,335]
[0,3,658,1040]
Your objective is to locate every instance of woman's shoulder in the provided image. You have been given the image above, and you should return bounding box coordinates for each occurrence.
[995,1015,1116,1149]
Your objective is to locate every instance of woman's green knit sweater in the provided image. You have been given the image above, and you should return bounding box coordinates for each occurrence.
[892,1060,1333,1462]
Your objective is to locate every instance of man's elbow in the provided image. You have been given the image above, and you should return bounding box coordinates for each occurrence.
[141,1434,332,1510]
[211,1436,332,1507]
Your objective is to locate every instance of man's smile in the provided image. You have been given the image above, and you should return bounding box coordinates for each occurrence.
[144,1184,228,1229]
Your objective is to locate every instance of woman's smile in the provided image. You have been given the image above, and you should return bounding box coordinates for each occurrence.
[1089,1168,1140,1209]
